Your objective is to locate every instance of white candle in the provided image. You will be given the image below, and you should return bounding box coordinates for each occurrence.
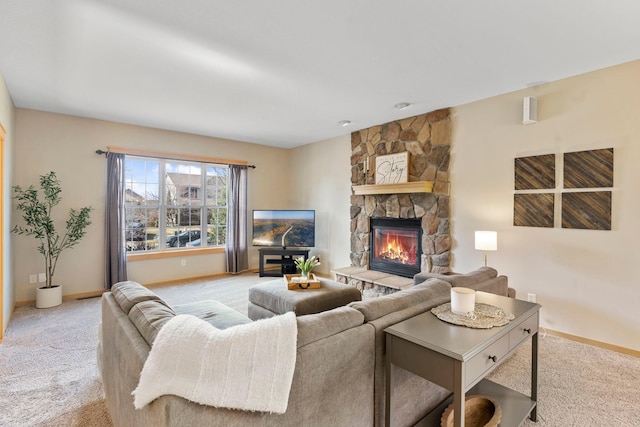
[451,287,476,315]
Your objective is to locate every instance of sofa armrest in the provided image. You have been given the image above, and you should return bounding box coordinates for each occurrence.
[461,275,509,297]
[413,266,498,286]
[111,281,167,314]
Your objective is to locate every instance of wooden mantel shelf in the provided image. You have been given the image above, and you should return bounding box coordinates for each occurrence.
[352,181,435,196]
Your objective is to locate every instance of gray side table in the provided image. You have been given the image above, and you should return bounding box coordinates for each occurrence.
[385,292,540,427]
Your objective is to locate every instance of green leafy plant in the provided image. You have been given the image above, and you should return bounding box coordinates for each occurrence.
[12,171,92,288]
[294,255,320,277]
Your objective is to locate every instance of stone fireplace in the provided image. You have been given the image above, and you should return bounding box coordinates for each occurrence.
[350,109,452,275]
[370,217,422,278]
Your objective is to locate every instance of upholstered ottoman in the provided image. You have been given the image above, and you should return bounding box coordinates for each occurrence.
[248,277,362,320]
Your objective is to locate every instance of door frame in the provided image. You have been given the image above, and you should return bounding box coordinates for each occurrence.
[0,122,5,341]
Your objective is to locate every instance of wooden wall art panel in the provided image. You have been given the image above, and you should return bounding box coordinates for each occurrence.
[564,148,614,188]
[514,193,554,228]
[562,191,612,230]
[514,154,555,190]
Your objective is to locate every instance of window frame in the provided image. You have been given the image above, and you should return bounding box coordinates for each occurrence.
[123,155,229,258]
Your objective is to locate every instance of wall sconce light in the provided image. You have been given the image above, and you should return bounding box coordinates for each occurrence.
[475,231,497,267]
[523,96,537,124]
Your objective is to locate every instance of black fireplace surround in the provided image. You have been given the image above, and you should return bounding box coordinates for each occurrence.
[369,217,422,278]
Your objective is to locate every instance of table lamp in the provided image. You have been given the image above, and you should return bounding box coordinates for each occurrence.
[475,231,497,267]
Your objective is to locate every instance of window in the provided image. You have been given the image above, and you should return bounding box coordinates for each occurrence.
[124,156,228,252]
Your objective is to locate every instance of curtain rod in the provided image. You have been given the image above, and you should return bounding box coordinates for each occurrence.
[95,148,256,169]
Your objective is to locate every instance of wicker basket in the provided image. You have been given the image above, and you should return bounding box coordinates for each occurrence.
[440,395,501,427]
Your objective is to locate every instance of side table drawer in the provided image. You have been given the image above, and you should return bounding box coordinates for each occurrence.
[509,312,539,350]
[465,335,509,387]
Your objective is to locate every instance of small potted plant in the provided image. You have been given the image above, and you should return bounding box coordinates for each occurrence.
[12,171,92,308]
[294,255,320,279]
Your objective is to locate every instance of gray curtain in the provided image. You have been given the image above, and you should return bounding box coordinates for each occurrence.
[105,152,128,288]
[226,165,248,273]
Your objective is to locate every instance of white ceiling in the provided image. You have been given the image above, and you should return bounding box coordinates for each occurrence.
[1,1,640,148]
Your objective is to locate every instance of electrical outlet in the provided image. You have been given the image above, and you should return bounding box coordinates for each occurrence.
[180,259,186,267]
[527,293,536,303]
[38,273,46,283]
[29,274,37,284]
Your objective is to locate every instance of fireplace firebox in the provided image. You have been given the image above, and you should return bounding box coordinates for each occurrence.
[369,217,422,278]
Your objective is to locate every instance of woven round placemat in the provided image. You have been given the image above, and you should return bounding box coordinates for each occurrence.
[431,303,515,329]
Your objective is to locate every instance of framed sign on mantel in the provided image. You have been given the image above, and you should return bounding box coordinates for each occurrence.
[375,152,409,185]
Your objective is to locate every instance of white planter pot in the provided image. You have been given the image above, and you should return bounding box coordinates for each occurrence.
[36,285,62,309]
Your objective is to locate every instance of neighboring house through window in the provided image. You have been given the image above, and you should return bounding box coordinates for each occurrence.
[124,156,228,252]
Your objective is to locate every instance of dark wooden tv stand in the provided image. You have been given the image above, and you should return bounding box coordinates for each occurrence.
[258,248,310,277]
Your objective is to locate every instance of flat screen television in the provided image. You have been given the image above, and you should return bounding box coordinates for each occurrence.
[252,210,315,248]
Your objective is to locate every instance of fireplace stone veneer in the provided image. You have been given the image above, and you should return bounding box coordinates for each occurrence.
[350,109,452,275]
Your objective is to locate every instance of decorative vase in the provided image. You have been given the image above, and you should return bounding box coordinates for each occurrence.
[300,272,309,280]
[36,285,62,309]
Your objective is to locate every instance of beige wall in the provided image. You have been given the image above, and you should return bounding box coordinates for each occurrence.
[288,135,352,275]
[451,60,640,351]
[1,72,15,334]
[13,109,290,301]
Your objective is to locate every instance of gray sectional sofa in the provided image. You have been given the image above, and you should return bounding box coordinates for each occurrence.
[99,267,511,427]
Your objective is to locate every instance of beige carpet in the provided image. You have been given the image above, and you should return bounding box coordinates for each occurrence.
[488,332,640,426]
[1,273,638,426]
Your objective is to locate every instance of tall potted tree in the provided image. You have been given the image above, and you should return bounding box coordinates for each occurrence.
[12,171,92,308]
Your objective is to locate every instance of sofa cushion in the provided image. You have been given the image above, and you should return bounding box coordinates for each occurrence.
[111,281,166,314]
[128,300,176,345]
[348,279,450,322]
[173,300,252,330]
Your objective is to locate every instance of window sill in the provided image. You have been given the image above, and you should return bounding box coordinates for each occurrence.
[127,246,225,261]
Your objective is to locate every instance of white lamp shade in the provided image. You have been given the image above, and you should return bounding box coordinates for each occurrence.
[475,231,497,251]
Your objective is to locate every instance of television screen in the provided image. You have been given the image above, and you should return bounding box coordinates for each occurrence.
[252,210,315,248]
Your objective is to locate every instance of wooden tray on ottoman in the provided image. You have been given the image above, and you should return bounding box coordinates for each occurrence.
[285,274,321,290]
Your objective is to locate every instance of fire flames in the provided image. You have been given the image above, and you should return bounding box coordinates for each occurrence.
[376,232,414,264]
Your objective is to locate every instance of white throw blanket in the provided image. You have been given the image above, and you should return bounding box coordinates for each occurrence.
[132,312,297,414]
